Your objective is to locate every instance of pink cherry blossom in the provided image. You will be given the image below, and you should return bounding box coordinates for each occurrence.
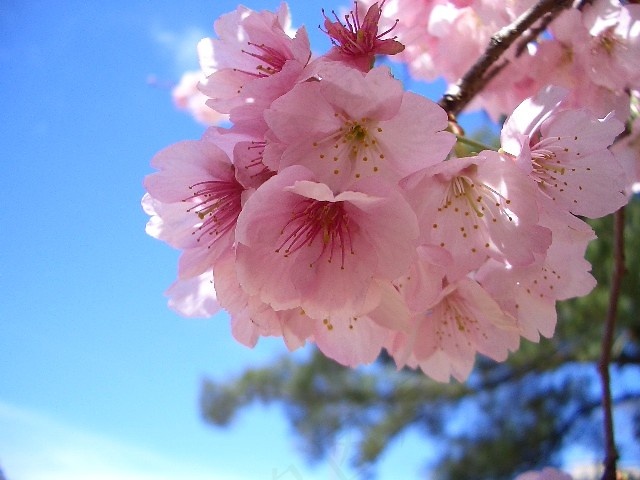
[526,7,634,121]
[212,251,309,349]
[405,150,551,281]
[501,85,628,218]
[477,196,597,342]
[364,0,633,122]
[393,244,449,314]
[214,242,398,366]
[172,71,229,126]
[197,3,310,114]
[199,120,278,190]
[143,194,221,317]
[365,0,535,83]
[578,0,640,91]
[313,308,391,367]
[232,139,276,190]
[478,258,558,343]
[164,269,220,318]
[389,277,520,382]
[513,468,573,480]
[234,165,419,321]
[264,63,455,191]
[321,1,405,71]
[612,112,640,195]
[427,3,497,82]
[354,0,441,81]
[143,140,244,278]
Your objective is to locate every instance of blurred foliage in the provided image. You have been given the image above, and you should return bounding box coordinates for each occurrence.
[200,198,640,479]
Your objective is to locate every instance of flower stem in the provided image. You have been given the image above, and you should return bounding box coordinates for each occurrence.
[599,207,625,480]
[455,135,495,153]
[439,0,573,116]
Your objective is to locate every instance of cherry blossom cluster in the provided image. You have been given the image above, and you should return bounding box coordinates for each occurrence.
[143,1,637,382]
[362,0,640,122]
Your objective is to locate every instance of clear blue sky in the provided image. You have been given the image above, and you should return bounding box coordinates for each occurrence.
[0,1,440,479]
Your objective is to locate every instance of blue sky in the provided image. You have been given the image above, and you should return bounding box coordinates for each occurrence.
[0,1,438,479]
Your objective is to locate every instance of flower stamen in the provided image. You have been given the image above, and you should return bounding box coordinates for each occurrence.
[239,41,289,77]
[276,199,354,269]
[184,180,243,247]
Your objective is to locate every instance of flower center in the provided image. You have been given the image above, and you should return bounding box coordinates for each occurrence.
[593,26,622,56]
[311,115,385,180]
[434,169,514,252]
[441,174,500,218]
[183,180,243,247]
[276,199,354,269]
[241,42,288,77]
[531,150,566,187]
[345,121,368,142]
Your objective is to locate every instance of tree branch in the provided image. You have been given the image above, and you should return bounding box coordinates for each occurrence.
[599,207,626,480]
[438,0,573,116]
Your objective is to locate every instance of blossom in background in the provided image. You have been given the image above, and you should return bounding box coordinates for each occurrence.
[171,70,228,125]
[364,0,640,121]
[612,96,640,195]
[578,0,640,92]
[514,467,573,480]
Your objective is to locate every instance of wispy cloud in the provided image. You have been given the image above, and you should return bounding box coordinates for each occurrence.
[0,400,246,480]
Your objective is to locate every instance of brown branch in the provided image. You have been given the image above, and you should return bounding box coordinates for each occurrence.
[599,207,626,480]
[438,0,573,117]
[575,0,595,10]
[515,8,560,56]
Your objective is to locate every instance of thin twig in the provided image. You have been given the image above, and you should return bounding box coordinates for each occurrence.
[599,207,626,480]
[439,0,573,116]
